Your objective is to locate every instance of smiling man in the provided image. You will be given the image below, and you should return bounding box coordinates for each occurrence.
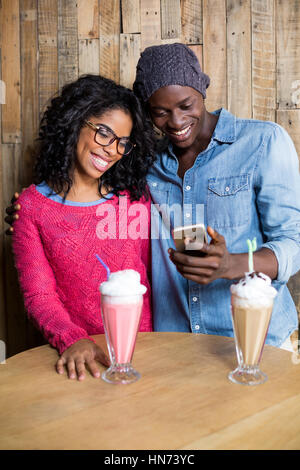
[133,43,300,351]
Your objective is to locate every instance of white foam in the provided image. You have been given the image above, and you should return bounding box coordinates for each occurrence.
[99,269,147,297]
[230,272,277,307]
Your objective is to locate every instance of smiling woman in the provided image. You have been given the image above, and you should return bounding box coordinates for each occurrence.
[35,74,155,203]
[70,109,133,201]
[9,74,156,381]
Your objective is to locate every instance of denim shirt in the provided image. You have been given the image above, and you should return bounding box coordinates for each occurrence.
[147,108,300,347]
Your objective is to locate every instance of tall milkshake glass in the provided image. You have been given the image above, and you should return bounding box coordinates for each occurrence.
[228,271,277,386]
[99,270,147,384]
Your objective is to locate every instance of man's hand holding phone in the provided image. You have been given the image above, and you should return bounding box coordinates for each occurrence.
[169,225,234,285]
[172,223,208,256]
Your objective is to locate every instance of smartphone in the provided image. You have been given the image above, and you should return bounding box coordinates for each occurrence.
[172,224,208,256]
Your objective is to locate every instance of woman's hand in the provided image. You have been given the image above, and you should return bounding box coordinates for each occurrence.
[56,338,110,381]
[5,191,22,235]
[168,226,235,284]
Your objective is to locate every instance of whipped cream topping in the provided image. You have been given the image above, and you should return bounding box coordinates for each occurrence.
[100,269,147,297]
[230,272,277,307]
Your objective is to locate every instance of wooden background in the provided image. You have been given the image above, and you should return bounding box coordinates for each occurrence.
[0,0,300,357]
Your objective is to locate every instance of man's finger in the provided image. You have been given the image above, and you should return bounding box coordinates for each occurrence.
[5,205,16,216]
[175,263,215,277]
[10,192,20,204]
[170,249,219,268]
[5,227,14,236]
[5,214,19,222]
[169,249,201,266]
[201,243,224,257]
[207,226,225,243]
[181,273,213,284]
[4,215,14,224]
[6,203,21,215]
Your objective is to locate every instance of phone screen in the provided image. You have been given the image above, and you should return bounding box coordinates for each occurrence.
[172,224,207,256]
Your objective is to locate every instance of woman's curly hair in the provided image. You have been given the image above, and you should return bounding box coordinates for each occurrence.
[34,74,156,201]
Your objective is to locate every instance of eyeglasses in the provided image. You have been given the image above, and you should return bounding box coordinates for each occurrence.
[85,121,135,156]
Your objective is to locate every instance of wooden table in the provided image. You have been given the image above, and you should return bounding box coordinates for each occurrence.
[1,332,300,450]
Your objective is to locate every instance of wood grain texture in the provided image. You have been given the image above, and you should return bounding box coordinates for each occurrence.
[99,0,120,83]
[252,0,276,121]
[20,0,39,186]
[141,0,161,50]
[38,0,58,115]
[78,39,100,76]
[58,0,78,87]
[1,333,300,449]
[181,0,203,44]
[227,0,252,118]
[276,0,300,109]
[161,0,181,40]
[77,0,98,39]
[0,0,21,143]
[120,33,141,89]
[202,0,227,111]
[122,0,140,33]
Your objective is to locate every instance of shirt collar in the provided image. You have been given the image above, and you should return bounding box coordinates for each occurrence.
[211,108,237,143]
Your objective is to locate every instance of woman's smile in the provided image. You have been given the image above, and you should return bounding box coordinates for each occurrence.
[90,151,113,172]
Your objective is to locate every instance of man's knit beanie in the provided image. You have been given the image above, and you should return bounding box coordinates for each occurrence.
[133,43,210,102]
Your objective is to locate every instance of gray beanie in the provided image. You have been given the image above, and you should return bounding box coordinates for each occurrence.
[133,43,210,102]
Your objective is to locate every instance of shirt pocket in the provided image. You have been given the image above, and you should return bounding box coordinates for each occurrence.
[148,180,170,206]
[207,174,250,228]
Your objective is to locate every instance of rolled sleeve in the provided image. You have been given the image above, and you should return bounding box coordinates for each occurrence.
[256,124,300,283]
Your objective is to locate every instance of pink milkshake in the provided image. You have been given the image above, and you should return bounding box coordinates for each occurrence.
[100,270,147,384]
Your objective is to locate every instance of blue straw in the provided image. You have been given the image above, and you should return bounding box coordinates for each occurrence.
[95,254,110,280]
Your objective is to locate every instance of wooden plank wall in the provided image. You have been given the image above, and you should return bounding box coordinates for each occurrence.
[0,0,300,356]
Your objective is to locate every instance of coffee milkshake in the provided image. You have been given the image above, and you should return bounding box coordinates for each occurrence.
[99,269,147,384]
[230,272,277,366]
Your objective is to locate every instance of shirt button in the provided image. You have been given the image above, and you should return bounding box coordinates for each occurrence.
[186,213,191,218]
[192,296,198,302]
[225,186,230,192]
[186,185,191,191]
[152,182,157,187]
[194,324,200,330]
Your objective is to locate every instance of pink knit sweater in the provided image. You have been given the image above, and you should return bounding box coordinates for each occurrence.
[12,185,152,354]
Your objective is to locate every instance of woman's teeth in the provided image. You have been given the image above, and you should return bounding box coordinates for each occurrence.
[91,154,109,168]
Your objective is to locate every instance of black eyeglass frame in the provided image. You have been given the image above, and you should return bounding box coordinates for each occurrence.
[85,120,136,156]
